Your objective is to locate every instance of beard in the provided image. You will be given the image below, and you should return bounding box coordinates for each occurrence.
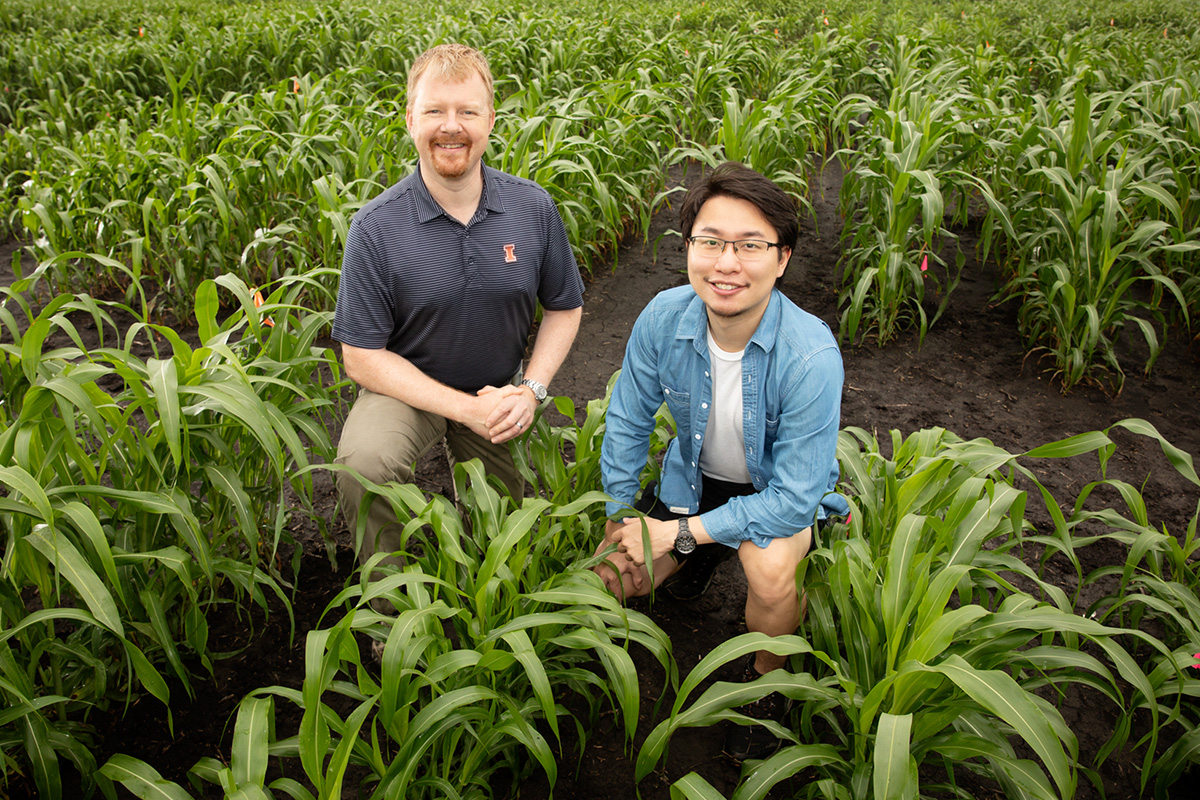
[428,139,474,179]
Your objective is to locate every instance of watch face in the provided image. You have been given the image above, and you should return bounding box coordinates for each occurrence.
[675,518,696,554]
[523,379,547,401]
[675,533,697,554]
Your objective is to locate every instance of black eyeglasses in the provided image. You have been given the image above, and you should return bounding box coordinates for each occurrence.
[686,236,782,262]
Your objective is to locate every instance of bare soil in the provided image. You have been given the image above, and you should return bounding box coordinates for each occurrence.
[2,160,1198,799]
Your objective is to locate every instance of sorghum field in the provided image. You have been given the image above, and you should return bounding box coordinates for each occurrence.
[1,1,1198,799]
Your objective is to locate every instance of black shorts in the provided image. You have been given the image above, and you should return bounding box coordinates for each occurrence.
[632,478,755,563]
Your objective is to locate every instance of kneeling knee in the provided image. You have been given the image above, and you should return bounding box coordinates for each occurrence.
[337,447,415,488]
[742,555,800,602]
[751,575,798,608]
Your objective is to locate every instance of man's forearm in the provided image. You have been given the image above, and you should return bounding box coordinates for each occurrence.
[523,306,582,389]
[342,344,476,423]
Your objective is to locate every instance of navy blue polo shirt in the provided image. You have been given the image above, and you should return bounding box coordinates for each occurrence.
[333,162,583,394]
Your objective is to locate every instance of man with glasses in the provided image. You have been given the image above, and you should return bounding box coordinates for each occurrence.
[594,161,847,762]
[334,44,583,574]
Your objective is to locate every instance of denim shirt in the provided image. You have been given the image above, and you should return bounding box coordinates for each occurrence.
[601,285,848,548]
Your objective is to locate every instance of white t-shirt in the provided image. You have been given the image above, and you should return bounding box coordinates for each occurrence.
[699,329,753,484]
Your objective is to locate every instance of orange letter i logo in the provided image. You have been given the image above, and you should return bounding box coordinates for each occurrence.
[504,244,517,263]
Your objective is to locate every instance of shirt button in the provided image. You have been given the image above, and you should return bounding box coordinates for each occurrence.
[691,461,696,467]
[664,388,670,395]
[701,402,708,409]
[694,434,701,440]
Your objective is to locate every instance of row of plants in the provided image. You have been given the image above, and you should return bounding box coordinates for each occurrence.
[4,0,1199,389]
[832,27,1200,392]
[1,275,343,797]
[2,0,835,306]
[993,78,1200,390]
[658,421,1200,799]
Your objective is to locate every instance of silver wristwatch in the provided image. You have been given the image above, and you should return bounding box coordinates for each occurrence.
[674,517,697,555]
[521,378,548,402]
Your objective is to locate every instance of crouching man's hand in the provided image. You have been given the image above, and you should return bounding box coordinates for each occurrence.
[608,515,683,566]
[592,518,650,597]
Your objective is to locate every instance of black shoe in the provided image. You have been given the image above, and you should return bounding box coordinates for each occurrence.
[661,544,734,600]
[723,656,791,764]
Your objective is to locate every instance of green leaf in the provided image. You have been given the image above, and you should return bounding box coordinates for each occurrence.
[492,701,558,787]
[882,513,923,640]
[933,655,1073,798]
[0,693,71,728]
[873,713,916,800]
[21,317,51,386]
[1112,419,1199,487]
[321,696,376,800]
[100,754,195,800]
[26,525,124,635]
[1023,430,1112,459]
[501,629,558,739]
[671,772,729,800]
[139,588,190,690]
[232,696,273,789]
[733,744,843,800]
[124,635,171,708]
[409,686,497,741]
[903,603,988,665]
[0,465,54,524]
[147,357,182,469]
[183,380,287,472]
[57,499,125,605]
[266,777,316,800]
[24,712,61,800]
[195,279,220,344]
[228,787,273,800]
[203,464,258,553]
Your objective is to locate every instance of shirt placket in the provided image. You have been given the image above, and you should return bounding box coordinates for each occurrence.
[743,350,764,490]
[461,225,480,290]
[690,363,713,497]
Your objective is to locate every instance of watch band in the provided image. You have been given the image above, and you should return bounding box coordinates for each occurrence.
[521,378,547,402]
[674,517,697,555]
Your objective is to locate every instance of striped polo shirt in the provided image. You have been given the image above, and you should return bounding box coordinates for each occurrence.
[333,162,583,394]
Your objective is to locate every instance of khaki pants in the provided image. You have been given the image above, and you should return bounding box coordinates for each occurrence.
[335,388,524,571]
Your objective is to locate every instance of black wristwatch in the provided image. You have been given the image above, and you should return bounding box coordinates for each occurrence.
[521,378,548,402]
[674,517,697,555]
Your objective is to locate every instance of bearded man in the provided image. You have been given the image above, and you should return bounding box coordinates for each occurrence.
[334,44,584,570]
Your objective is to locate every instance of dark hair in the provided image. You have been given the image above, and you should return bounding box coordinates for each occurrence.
[678,162,799,250]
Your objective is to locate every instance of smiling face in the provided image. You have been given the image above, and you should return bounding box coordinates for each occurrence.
[687,194,791,328]
[405,70,495,183]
